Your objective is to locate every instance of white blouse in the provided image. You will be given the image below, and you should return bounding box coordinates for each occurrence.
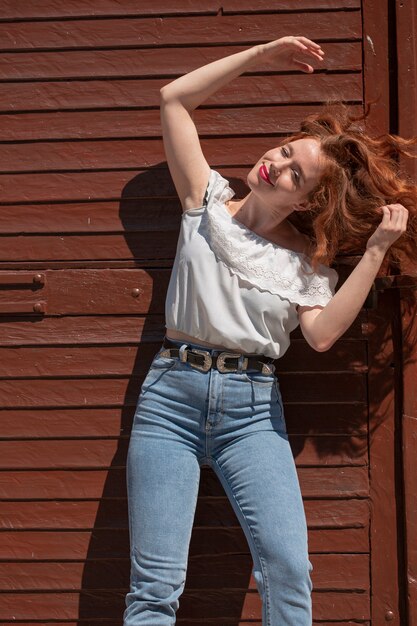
[165,168,339,359]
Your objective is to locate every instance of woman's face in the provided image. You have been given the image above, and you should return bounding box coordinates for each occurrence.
[247,136,326,212]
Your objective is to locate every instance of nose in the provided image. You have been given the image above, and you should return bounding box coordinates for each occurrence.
[270,164,281,183]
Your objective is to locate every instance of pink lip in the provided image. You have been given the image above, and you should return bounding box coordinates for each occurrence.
[259,164,273,186]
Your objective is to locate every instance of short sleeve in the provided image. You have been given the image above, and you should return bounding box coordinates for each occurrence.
[297,264,338,308]
[203,169,235,209]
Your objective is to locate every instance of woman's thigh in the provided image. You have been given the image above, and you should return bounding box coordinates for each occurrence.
[126,350,207,564]
[211,430,309,566]
[126,426,201,569]
[209,370,310,574]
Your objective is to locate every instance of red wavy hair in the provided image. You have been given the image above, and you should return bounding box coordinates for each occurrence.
[284,102,417,275]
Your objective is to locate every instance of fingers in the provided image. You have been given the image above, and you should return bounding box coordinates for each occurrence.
[297,36,323,51]
[380,203,409,233]
[292,58,314,73]
[262,36,325,71]
[289,38,324,72]
[402,206,409,230]
[295,36,325,60]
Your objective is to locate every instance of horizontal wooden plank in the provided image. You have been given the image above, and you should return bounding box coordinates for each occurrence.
[0,588,369,621]
[279,341,367,372]
[0,232,179,261]
[0,42,361,80]
[0,0,362,21]
[0,466,369,499]
[0,498,369,531]
[0,552,368,591]
[0,167,188,203]
[0,341,367,378]
[0,527,368,561]
[0,617,371,626]
[0,373,367,407]
[0,622,370,626]
[0,135,360,173]
[0,137,185,172]
[0,435,368,469]
[0,403,368,438]
[0,103,364,142]
[0,269,166,313]
[0,199,181,232]
[0,312,366,346]
[0,13,361,51]
[0,74,362,112]
[177,622,369,626]
[0,614,371,626]
[0,313,164,345]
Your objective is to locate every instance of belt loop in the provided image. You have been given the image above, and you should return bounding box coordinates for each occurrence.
[237,354,245,373]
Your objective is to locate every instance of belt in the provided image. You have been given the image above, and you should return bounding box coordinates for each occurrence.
[161,337,275,375]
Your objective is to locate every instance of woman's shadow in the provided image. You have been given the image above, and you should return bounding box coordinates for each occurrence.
[78,163,411,623]
[78,164,260,624]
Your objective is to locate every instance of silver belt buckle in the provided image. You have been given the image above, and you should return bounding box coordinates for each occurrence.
[187,348,212,372]
[217,352,248,373]
[261,362,275,375]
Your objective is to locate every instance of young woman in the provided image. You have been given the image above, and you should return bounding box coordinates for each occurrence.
[123,36,417,625]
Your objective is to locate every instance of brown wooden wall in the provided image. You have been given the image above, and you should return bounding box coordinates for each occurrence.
[0,1,413,625]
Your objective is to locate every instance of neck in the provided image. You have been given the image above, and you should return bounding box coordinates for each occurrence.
[227,192,294,235]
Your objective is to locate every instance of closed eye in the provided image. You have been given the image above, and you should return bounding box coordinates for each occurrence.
[281,146,300,188]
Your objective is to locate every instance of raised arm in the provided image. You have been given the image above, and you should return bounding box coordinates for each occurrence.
[298,204,409,351]
[159,37,324,212]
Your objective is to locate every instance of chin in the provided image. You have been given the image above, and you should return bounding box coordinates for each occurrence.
[247,167,262,191]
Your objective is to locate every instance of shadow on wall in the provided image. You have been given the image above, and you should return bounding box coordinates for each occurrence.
[76,163,257,624]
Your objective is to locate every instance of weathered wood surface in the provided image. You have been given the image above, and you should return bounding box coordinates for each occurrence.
[0,13,361,51]
[0,0,362,20]
[0,0,404,624]
[0,74,361,112]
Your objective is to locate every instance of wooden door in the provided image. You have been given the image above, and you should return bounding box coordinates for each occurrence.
[0,1,410,624]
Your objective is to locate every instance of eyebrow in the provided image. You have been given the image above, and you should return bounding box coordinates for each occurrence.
[287,142,305,187]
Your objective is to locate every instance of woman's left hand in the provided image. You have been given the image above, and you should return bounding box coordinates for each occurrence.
[258,36,324,73]
[366,203,409,253]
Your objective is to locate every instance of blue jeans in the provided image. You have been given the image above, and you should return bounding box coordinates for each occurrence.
[124,339,313,625]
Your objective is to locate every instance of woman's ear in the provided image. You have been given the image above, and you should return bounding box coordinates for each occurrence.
[292,202,311,212]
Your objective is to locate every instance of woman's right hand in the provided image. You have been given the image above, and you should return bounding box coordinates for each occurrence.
[258,36,324,73]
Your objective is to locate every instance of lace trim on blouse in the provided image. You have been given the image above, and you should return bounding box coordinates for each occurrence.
[201,169,339,307]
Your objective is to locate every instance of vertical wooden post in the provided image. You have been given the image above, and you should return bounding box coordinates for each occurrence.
[400,293,417,626]
[362,0,390,134]
[396,2,417,624]
[396,0,417,179]
[367,289,402,626]
[362,1,401,624]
